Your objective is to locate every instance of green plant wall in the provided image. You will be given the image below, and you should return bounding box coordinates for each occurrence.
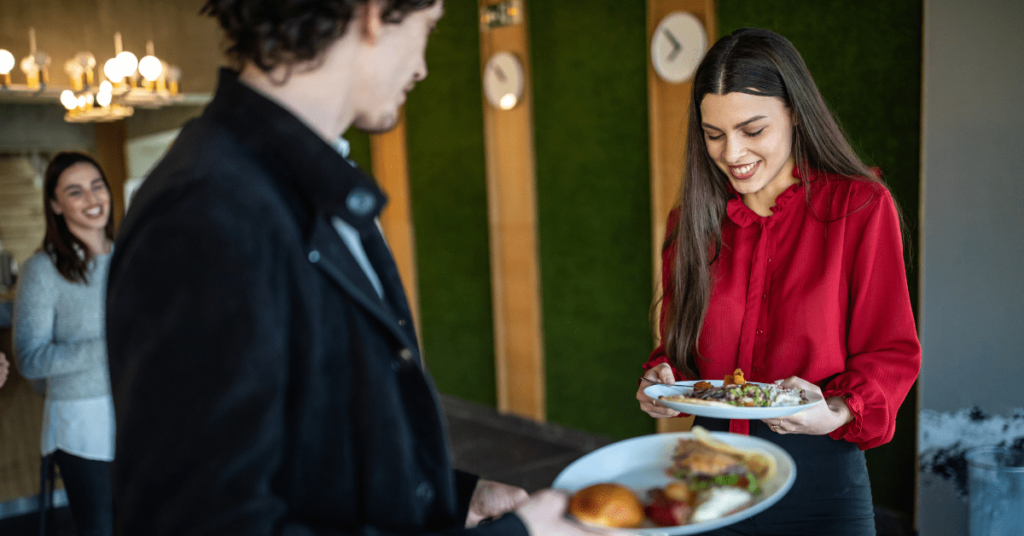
[717,0,922,516]
[529,2,655,440]
[403,5,497,407]
[342,129,372,176]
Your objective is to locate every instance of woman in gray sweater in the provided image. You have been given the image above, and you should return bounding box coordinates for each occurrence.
[15,151,115,536]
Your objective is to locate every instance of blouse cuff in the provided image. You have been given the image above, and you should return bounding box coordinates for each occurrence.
[642,355,672,371]
[638,355,684,386]
[824,389,864,443]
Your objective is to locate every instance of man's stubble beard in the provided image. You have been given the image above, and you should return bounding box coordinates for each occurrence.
[354,111,400,135]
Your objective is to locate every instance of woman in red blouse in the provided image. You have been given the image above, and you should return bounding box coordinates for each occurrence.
[635,29,920,535]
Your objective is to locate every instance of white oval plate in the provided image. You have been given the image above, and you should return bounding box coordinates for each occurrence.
[644,381,823,420]
[552,432,796,535]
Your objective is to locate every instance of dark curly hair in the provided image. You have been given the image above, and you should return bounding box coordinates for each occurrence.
[201,0,438,73]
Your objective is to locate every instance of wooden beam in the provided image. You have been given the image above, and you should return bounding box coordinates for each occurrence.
[648,0,716,434]
[371,112,422,336]
[478,0,545,421]
[94,120,128,231]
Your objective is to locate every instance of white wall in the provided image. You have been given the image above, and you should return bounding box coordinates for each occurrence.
[918,0,1024,534]
[125,128,180,211]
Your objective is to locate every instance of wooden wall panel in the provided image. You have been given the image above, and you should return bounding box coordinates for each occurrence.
[478,0,545,421]
[371,114,421,336]
[0,156,46,269]
[648,0,715,434]
[94,121,128,231]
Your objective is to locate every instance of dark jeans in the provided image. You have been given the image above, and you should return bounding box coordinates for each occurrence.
[692,418,875,536]
[52,450,113,536]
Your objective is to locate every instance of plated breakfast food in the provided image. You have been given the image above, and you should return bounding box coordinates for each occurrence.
[643,369,823,420]
[660,369,809,409]
[554,427,795,535]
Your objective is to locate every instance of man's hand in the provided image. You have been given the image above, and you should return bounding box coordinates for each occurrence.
[636,363,681,418]
[0,352,9,389]
[761,376,853,436]
[515,489,627,535]
[466,479,529,528]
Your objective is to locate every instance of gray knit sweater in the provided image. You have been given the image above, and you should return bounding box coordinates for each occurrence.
[14,250,111,400]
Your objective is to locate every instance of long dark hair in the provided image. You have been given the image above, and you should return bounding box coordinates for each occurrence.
[661,28,888,377]
[41,152,115,284]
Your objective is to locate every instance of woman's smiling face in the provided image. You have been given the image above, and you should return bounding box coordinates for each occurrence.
[700,91,797,212]
[49,161,110,237]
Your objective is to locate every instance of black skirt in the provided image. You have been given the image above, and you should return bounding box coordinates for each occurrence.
[690,417,875,536]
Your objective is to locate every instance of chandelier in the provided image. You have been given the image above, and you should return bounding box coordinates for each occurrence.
[0,29,183,123]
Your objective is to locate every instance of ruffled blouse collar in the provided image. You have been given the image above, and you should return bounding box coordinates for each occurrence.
[725,167,806,228]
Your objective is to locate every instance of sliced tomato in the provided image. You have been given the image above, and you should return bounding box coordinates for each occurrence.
[645,489,691,526]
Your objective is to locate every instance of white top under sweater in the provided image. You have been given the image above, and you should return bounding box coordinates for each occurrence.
[14,251,115,461]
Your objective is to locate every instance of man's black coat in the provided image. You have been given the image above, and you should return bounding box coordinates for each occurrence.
[106,70,526,536]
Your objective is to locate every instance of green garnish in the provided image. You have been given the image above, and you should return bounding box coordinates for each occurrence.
[675,471,763,495]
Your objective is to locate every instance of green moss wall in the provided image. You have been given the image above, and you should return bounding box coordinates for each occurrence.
[342,129,372,176]
[718,0,922,515]
[397,3,656,430]
[403,6,497,406]
[529,3,655,440]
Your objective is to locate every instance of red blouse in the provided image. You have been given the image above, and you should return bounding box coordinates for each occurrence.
[645,169,921,450]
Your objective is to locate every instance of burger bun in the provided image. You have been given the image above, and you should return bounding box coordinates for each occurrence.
[569,483,645,528]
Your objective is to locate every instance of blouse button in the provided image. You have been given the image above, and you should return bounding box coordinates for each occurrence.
[756,330,764,335]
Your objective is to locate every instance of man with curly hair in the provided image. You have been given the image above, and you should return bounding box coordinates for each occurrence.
[107,1,601,535]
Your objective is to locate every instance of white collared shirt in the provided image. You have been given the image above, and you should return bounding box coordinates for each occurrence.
[332,137,384,300]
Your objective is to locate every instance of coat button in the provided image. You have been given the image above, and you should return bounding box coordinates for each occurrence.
[415,481,434,503]
[346,187,377,217]
[399,348,414,362]
[398,319,407,327]
[308,250,321,263]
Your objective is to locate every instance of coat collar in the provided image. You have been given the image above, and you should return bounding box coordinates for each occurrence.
[202,69,420,356]
[202,68,386,233]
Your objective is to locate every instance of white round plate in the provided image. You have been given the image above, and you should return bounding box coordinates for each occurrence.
[644,381,823,420]
[552,432,796,535]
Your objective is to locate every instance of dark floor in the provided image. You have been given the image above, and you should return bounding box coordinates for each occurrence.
[0,505,75,536]
[0,394,914,535]
[442,394,616,493]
